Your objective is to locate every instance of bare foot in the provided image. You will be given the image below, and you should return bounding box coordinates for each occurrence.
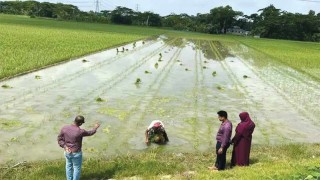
[208,166,218,170]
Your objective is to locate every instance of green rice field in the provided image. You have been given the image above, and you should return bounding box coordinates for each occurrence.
[0,14,166,80]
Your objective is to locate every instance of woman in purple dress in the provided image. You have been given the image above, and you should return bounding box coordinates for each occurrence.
[231,112,255,167]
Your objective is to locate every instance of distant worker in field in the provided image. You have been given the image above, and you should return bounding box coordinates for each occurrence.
[145,120,169,145]
[116,48,119,53]
[231,112,255,167]
[57,115,100,180]
[208,110,232,171]
[122,47,125,52]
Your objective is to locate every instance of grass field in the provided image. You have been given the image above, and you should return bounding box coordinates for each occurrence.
[1,144,320,179]
[0,14,166,80]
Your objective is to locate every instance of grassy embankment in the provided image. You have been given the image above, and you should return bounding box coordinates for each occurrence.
[0,144,320,179]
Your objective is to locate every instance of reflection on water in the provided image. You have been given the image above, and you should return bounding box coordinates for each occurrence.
[191,40,232,60]
[162,37,186,48]
[1,37,320,163]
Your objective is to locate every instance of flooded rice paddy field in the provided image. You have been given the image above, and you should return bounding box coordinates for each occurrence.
[1,36,320,163]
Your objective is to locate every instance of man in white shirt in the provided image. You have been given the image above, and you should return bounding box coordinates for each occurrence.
[145,120,169,145]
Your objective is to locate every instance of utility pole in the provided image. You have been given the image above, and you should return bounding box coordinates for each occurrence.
[146,15,149,26]
[95,0,100,14]
[136,4,139,12]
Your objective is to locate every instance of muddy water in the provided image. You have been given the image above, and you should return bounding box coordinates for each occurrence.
[1,37,320,163]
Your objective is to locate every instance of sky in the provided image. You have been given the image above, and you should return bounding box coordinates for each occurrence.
[10,0,320,16]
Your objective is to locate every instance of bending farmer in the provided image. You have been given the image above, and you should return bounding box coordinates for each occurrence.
[145,120,169,145]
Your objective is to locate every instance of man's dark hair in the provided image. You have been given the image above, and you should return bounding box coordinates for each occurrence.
[75,115,85,126]
[217,110,228,119]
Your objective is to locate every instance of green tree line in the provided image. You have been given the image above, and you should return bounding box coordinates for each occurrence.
[0,1,319,41]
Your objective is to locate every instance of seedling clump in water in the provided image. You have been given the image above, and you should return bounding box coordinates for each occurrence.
[10,137,19,142]
[145,71,152,74]
[216,85,224,90]
[203,66,207,69]
[212,71,217,76]
[135,78,141,84]
[243,75,249,79]
[35,75,41,79]
[82,59,89,63]
[95,97,105,102]
[154,63,159,69]
[1,84,12,89]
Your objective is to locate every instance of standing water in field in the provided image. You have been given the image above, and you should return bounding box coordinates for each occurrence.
[1,36,320,163]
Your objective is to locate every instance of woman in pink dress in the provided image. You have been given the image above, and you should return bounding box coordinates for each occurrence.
[231,112,255,167]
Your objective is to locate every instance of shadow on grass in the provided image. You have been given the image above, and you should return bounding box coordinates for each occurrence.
[250,157,259,165]
[225,158,259,170]
[81,166,118,179]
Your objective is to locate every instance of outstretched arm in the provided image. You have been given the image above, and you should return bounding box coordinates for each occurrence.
[82,123,100,136]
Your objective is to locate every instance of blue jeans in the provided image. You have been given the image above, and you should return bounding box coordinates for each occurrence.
[64,151,82,180]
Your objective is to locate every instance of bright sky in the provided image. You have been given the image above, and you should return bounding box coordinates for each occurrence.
[9,0,320,16]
